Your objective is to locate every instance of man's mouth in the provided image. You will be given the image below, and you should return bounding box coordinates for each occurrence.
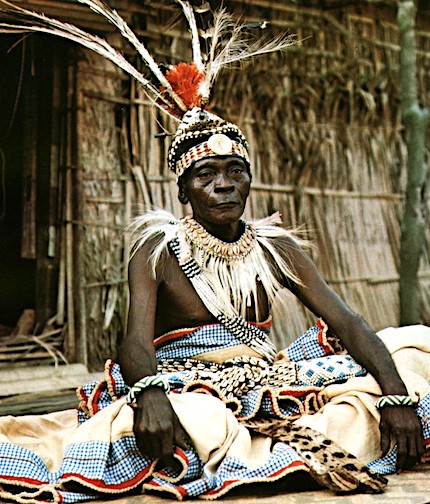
[215,201,238,207]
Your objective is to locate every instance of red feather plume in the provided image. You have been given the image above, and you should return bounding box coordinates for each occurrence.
[164,63,205,110]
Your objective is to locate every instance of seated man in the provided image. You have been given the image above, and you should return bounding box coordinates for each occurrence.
[116,107,428,495]
[0,5,428,502]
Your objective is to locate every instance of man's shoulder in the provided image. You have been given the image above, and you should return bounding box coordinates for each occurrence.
[251,219,309,289]
[128,209,181,273]
[251,213,305,249]
[262,232,303,258]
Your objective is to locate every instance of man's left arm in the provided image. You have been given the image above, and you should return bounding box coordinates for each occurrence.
[279,237,425,472]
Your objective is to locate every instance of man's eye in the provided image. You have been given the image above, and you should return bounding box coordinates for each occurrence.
[231,166,244,174]
[197,171,213,179]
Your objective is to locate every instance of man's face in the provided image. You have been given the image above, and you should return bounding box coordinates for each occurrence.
[182,156,251,229]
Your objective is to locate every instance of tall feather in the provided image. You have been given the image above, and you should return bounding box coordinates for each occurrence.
[0,0,184,118]
[0,0,298,117]
[201,8,232,96]
[188,0,219,59]
[201,9,297,101]
[76,0,187,114]
[175,0,204,72]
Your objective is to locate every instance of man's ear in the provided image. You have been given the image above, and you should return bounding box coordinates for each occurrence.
[177,174,190,205]
[178,188,189,205]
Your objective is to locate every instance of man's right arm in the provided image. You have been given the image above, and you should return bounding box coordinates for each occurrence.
[276,236,424,471]
[118,245,189,465]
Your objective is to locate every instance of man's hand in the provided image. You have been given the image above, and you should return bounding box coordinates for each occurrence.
[132,387,192,467]
[379,406,425,473]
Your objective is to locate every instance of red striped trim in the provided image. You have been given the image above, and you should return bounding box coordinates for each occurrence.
[106,360,117,398]
[154,448,189,482]
[203,459,307,497]
[154,318,272,348]
[76,386,88,407]
[278,388,320,398]
[269,461,306,478]
[89,382,107,416]
[0,475,48,486]
[175,485,189,498]
[316,318,332,355]
[185,383,221,397]
[0,475,63,502]
[250,317,272,330]
[154,326,202,348]
[144,479,189,498]
[61,464,153,492]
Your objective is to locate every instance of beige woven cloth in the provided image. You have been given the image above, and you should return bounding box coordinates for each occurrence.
[295,325,430,462]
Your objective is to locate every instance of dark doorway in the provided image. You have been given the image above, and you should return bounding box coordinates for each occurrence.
[0,35,36,331]
[0,35,68,336]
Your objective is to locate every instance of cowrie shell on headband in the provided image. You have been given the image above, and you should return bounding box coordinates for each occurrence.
[207,134,233,155]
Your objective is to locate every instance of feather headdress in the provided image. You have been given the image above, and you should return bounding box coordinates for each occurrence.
[0,0,297,173]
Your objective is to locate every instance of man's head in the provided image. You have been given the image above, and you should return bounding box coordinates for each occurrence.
[178,155,251,230]
[167,107,252,229]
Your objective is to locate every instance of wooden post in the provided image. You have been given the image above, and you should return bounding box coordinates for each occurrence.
[21,49,37,260]
[64,63,77,362]
[397,1,430,326]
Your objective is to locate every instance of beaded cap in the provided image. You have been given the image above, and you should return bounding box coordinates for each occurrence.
[168,108,250,178]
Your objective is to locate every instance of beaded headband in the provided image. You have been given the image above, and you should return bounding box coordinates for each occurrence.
[167,108,250,177]
[175,139,250,178]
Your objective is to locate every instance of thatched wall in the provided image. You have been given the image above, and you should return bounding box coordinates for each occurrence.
[68,50,129,367]
[68,1,430,368]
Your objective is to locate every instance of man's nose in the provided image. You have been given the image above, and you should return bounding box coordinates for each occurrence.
[214,172,234,191]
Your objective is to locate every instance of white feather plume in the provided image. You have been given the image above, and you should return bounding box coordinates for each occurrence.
[201,9,297,101]
[0,0,185,117]
[76,0,187,113]
[127,208,181,277]
[0,0,298,118]
[175,0,204,72]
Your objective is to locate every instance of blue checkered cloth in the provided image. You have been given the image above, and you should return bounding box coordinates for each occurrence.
[152,322,366,422]
[145,441,306,499]
[155,323,270,362]
[284,320,342,362]
[297,354,366,387]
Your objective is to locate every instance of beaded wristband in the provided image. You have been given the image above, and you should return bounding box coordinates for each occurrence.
[125,375,170,404]
[374,394,417,410]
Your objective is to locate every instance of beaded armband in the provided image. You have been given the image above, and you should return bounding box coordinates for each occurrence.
[374,394,417,410]
[125,375,170,404]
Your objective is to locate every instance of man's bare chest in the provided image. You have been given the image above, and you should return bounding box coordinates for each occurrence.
[154,255,269,336]
[154,257,215,335]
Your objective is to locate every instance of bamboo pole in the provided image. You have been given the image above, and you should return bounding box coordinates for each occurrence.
[21,44,37,259]
[56,146,66,325]
[64,63,76,362]
[397,0,430,325]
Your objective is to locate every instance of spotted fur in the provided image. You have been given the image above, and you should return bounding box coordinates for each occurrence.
[247,420,388,493]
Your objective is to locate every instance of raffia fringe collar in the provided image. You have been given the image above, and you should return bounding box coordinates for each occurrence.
[128,209,303,319]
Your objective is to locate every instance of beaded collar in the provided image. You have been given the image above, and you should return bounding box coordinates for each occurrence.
[181,215,256,260]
